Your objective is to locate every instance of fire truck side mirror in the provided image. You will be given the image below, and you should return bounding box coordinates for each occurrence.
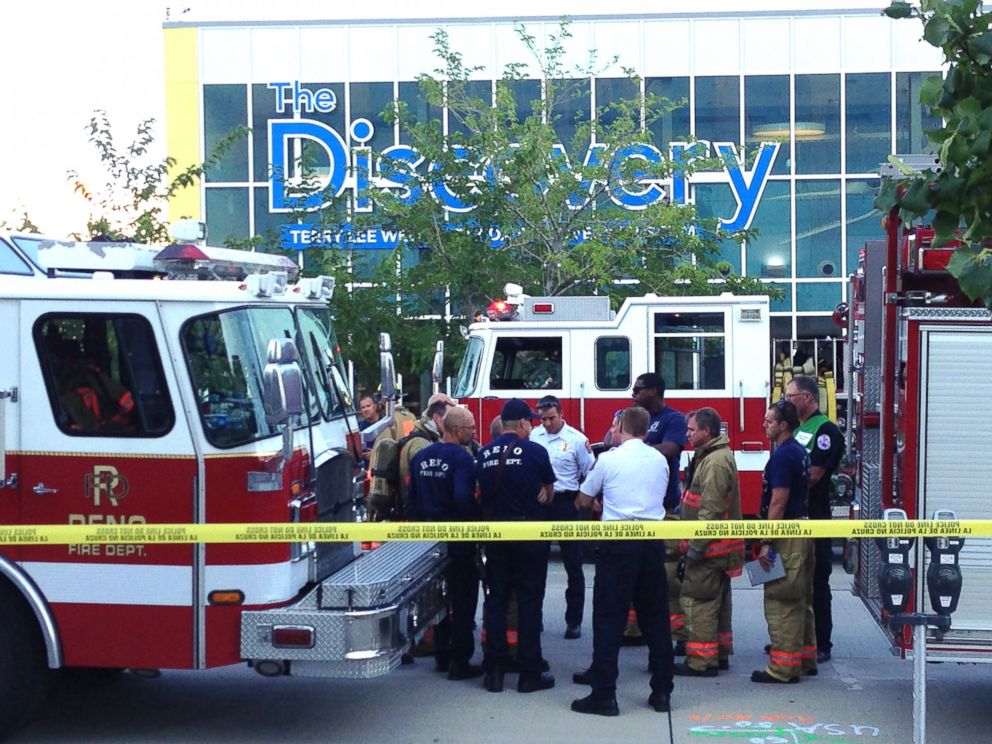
[431,341,445,386]
[379,333,397,402]
[925,509,964,617]
[875,508,913,615]
[263,339,304,426]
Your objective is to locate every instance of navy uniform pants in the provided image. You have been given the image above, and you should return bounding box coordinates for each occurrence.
[433,541,481,665]
[483,540,550,675]
[545,495,585,628]
[813,537,833,653]
[590,539,675,699]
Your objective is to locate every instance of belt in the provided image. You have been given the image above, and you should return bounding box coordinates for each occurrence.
[554,489,579,502]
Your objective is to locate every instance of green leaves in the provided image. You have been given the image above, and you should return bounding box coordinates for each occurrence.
[884,1,915,19]
[882,1,992,307]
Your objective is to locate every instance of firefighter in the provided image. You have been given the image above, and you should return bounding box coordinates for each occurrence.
[786,375,845,664]
[476,398,556,694]
[406,406,483,681]
[398,392,458,496]
[752,400,815,684]
[675,408,744,677]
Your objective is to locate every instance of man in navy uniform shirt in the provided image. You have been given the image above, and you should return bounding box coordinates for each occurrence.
[752,400,815,684]
[476,398,556,694]
[407,406,482,681]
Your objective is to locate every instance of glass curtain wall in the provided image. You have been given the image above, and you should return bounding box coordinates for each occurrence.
[202,61,940,335]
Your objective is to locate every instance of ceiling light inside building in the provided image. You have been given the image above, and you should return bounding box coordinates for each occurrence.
[753,121,827,141]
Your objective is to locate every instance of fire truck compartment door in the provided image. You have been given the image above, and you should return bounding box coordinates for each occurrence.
[919,327,992,634]
[14,299,199,669]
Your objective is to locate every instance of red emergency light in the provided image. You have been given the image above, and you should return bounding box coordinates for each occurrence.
[486,299,517,321]
[531,302,555,314]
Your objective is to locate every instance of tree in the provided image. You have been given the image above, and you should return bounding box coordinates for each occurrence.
[288,21,776,391]
[878,1,992,306]
[68,110,246,242]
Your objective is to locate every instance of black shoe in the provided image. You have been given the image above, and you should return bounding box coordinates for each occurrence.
[518,672,555,693]
[484,669,504,693]
[571,693,619,717]
[565,624,582,640]
[648,691,671,713]
[502,657,550,674]
[751,670,799,684]
[805,668,818,676]
[673,661,717,678]
[817,650,831,664]
[400,653,415,665]
[435,655,450,673]
[673,640,687,656]
[718,659,730,671]
[448,660,484,681]
[572,668,593,686]
[763,643,771,654]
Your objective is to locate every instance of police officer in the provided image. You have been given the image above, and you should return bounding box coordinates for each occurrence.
[532,395,595,640]
[476,398,556,694]
[786,375,844,664]
[633,373,689,653]
[752,400,815,684]
[571,407,675,717]
[406,406,483,681]
[676,407,744,677]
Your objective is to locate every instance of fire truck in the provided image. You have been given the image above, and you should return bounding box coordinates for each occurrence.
[847,157,992,661]
[452,289,771,513]
[0,232,446,730]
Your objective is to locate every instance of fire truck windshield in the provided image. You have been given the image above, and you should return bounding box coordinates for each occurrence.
[184,307,296,447]
[296,306,353,420]
[453,336,484,397]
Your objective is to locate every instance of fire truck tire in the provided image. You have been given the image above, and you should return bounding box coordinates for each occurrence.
[0,581,51,733]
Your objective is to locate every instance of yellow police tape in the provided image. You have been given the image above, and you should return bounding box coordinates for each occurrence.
[0,519,987,546]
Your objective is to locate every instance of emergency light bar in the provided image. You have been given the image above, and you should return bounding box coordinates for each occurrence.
[154,243,300,281]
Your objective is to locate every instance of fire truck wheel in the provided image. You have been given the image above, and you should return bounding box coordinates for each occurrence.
[0,581,51,733]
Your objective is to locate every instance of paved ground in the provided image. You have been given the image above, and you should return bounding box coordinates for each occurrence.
[13,554,992,743]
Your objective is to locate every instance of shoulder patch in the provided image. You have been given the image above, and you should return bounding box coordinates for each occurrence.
[816,434,832,451]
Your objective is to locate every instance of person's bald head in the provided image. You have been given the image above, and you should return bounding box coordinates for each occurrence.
[443,406,476,446]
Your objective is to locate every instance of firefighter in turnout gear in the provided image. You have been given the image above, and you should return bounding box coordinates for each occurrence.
[675,408,744,677]
[752,400,815,684]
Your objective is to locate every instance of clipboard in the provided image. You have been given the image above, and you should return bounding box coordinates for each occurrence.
[745,554,786,586]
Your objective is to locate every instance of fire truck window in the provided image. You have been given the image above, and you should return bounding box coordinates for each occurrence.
[0,239,33,275]
[296,307,352,419]
[454,337,484,397]
[183,307,296,448]
[490,337,562,390]
[595,337,631,390]
[34,314,175,437]
[653,312,726,390]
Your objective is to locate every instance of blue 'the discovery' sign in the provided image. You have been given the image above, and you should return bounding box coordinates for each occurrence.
[266,83,780,250]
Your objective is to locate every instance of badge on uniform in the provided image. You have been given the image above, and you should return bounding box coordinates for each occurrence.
[561,442,569,452]
[816,434,831,450]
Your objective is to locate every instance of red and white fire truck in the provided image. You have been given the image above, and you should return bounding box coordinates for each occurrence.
[847,158,992,660]
[452,289,771,513]
[0,233,446,730]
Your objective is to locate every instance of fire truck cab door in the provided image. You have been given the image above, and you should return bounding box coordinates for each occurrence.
[15,300,199,669]
[0,299,20,547]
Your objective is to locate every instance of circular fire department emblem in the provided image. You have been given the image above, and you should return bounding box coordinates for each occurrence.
[816,434,832,451]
